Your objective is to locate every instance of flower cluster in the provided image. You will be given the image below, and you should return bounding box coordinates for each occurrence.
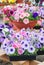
[3,4,40,24]
[0,24,44,56]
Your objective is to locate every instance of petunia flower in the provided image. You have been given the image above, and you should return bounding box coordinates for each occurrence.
[0,32,5,37]
[20,13,26,19]
[0,24,4,29]
[14,13,20,21]
[25,12,30,17]
[33,32,39,40]
[3,17,9,22]
[0,37,5,43]
[37,20,42,25]
[39,29,44,35]
[23,18,29,24]
[10,10,14,15]
[39,36,44,43]
[1,39,9,50]
[18,48,24,55]
[5,47,10,55]
[5,47,15,55]
[29,6,36,13]
[32,12,38,18]
[21,40,29,50]
[41,20,44,28]
[28,46,35,53]
[12,42,21,48]
[16,33,22,40]
[20,31,26,37]
[34,42,42,48]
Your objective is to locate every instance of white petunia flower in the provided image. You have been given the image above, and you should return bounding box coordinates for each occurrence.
[21,40,29,50]
[5,47,10,55]
[28,46,35,53]
[39,36,44,43]
[16,33,22,40]
[8,47,15,54]
[2,28,9,32]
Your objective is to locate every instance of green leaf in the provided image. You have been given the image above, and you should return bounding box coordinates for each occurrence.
[10,16,15,20]
[40,47,44,51]
[5,32,10,36]
[35,24,40,26]
[19,18,23,22]
[4,20,9,23]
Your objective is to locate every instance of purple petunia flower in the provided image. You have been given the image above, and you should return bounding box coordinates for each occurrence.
[34,42,42,48]
[5,23,12,29]
[32,12,38,18]
[0,24,4,28]
[0,32,5,37]
[0,37,5,43]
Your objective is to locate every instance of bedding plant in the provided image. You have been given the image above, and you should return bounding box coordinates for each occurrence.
[0,24,44,56]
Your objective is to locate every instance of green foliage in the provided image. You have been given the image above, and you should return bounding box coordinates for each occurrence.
[28,13,39,20]
[10,16,15,20]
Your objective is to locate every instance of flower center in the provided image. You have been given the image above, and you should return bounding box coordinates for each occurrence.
[10,49,13,51]
[41,38,43,40]
[25,44,28,47]
[30,48,33,50]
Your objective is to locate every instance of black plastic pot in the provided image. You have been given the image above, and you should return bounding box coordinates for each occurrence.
[33,26,42,29]
[37,50,44,55]
[9,55,36,61]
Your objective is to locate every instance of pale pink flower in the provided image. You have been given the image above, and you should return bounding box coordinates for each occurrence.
[14,13,20,21]
[18,48,24,55]
[23,18,29,24]
[20,31,27,37]
[3,17,9,22]
[19,9,24,14]
[12,34,16,38]
[24,4,29,10]
[20,13,25,19]
[25,12,30,17]
[12,43,18,48]
[37,20,42,25]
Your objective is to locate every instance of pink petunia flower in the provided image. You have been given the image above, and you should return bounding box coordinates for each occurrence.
[14,13,20,21]
[20,30,27,37]
[3,17,9,22]
[20,13,26,19]
[25,12,30,17]
[18,48,24,55]
[12,43,21,48]
[23,18,29,24]
[37,20,42,25]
